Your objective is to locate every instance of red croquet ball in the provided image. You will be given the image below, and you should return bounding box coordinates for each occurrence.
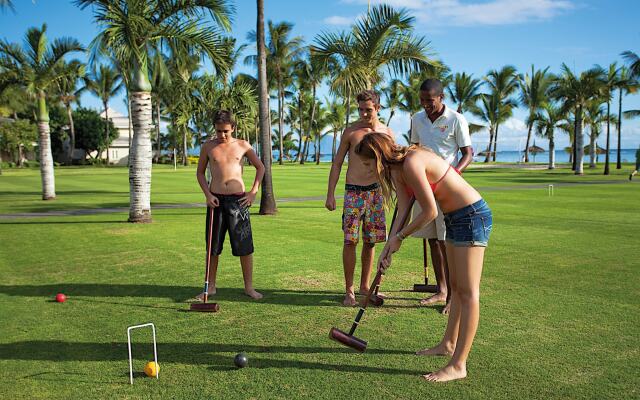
[55,293,66,303]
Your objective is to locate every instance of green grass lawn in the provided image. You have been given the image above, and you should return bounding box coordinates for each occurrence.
[0,165,638,399]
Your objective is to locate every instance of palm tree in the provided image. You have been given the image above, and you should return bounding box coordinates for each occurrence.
[447,72,482,114]
[256,0,276,214]
[0,0,14,13]
[84,64,123,165]
[550,64,604,175]
[324,96,346,161]
[473,92,515,163]
[598,63,618,175]
[247,21,303,165]
[583,100,607,168]
[382,79,404,125]
[0,24,83,199]
[77,0,233,222]
[616,57,640,169]
[313,4,439,135]
[535,102,565,169]
[519,65,551,162]
[484,65,520,162]
[54,59,85,165]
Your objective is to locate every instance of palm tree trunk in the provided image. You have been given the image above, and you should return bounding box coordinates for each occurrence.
[332,129,338,162]
[182,126,188,166]
[104,101,110,165]
[484,127,494,163]
[257,0,277,214]
[304,135,311,162]
[127,94,133,166]
[37,94,55,200]
[589,128,596,168]
[295,94,304,163]
[572,112,578,171]
[492,123,500,162]
[387,110,395,126]
[128,91,153,223]
[154,99,161,163]
[575,106,584,175]
[315,131,321,165]
[616,88,622,169]
[524,123,533,163]
[278,83,284,165]
[548,131,555,169]
[604,100,611,175]
[65,103,76,165]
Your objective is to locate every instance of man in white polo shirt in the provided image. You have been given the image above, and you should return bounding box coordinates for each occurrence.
[410,78,473,314]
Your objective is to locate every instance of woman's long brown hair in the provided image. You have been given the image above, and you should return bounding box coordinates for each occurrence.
[354,132,418,208]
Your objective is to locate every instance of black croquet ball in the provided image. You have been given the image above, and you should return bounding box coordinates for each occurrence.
[234,352,248,368]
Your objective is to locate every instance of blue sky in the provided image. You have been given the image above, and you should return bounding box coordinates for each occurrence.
[2,0,639,151]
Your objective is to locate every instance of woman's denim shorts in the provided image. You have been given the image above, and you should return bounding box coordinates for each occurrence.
[444,199,492,247]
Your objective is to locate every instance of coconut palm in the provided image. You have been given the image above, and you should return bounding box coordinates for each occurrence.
[77,0,233,222]
[484,65,520,161]
[583,100,607,168]
[0,24,83,199]
[473,92,515,163]
[447,72,482,114]
[621,51,640,78]
[247,21,303,165]
[324,96,346,161]
[550,64,604,175]
[313,4,439,135]
[535,102,565,169]
[255,0,276,214]
[83,64,123,165]
[597,63,618,175]
[0,0,14,13]
[615,62,640,169]
[53,59,85,164]
[382,79,404,126]
[519,65,552,162]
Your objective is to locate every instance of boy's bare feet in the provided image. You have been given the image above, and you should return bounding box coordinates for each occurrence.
[419,292,446,306]
[422,364,467,382]
[343,293,357,306]
[441,302,451,315]
[415,342,454,356]
[195,289,216,301]
[245,288,263,300]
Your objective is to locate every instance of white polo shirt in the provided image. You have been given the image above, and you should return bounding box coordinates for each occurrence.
[410,105,471,165]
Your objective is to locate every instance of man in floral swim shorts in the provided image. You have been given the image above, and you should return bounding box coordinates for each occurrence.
[325,90,395,306]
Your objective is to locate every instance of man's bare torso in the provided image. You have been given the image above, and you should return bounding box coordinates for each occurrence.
[205,139,249,194]
[345,123,393,186]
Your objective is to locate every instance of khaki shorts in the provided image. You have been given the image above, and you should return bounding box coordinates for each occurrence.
[411,202,446,241]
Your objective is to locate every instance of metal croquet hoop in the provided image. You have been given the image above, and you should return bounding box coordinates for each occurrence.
[548,184,554,197]
[127,323,159,385]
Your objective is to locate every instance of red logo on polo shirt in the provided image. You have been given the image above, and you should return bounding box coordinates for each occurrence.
[438,125,449,133]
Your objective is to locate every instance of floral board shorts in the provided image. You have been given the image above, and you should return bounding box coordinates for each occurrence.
[342,183,386,245]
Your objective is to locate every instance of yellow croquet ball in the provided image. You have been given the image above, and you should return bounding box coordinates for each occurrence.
[144,361,160,377]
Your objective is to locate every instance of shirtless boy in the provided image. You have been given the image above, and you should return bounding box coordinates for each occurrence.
[195,110,265,300]
[325,90,395,306]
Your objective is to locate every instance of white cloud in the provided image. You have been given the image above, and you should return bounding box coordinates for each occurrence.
[323,15,356,26]
[342,0,575,27]
[502,117,527,132]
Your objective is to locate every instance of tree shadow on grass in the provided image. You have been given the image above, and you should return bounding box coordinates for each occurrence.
[0,284,420,308]
[0,220,128,225]
[1,341,420,377]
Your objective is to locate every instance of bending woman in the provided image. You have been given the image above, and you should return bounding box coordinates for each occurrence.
[355,132,492,382]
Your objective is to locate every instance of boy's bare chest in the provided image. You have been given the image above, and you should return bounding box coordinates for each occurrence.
[209,145,245,165]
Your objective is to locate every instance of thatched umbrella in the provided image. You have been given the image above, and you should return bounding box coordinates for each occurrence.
[527,144,545,162]
[583,144,607,155]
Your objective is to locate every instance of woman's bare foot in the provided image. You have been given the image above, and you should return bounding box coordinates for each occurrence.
[419,292,447,306]
[422,364,467,382]
[195,289,216,301]
[359,289,385,298]
[244,288,263,299]
[441,302,451,315]
[415,342,454,356]
[343,293,357,306]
